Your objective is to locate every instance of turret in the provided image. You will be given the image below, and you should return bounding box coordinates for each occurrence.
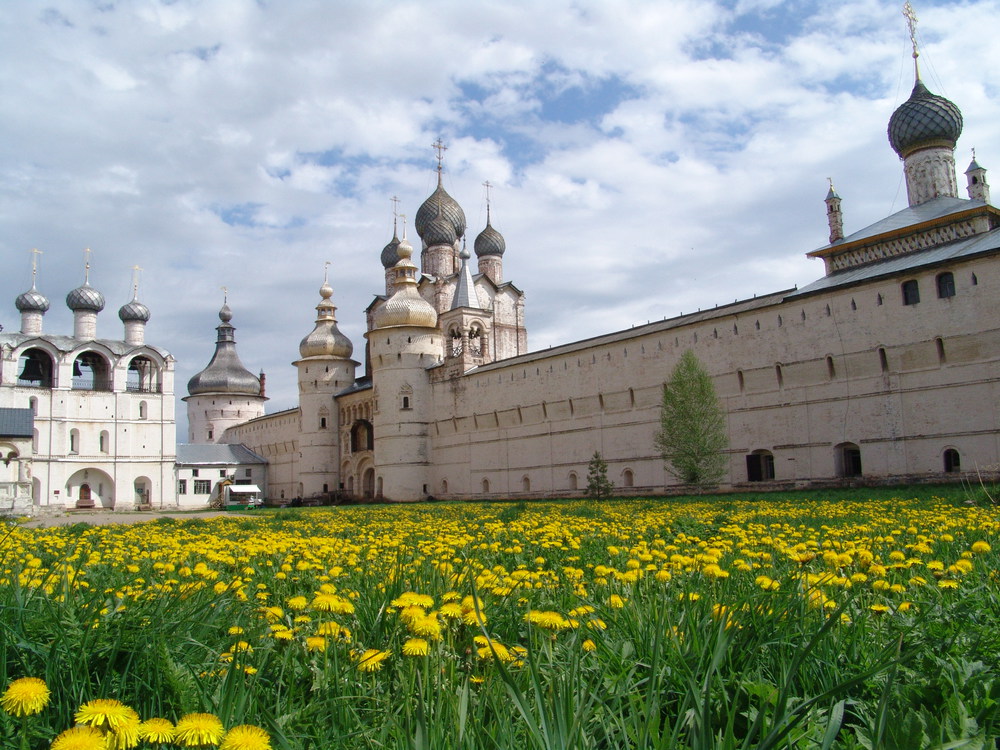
[966,154,991,204]
[825,181,843,243]
[66,254,105,341]
[118,270,150,346]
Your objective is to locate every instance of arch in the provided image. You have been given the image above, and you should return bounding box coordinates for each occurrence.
[347,475,355,495]
[350,420,374,452]
[441,479,449,494]
[901,279,920,305]
[67,468,114,509]
[936,272,955,299]
[943,448,961,473]
[16,348,55,388]
[746,449,775,482]
[362,468,375,498]
[72,351,112,391]
[126,355,161,393]
[568,472,578,491]
[99,430,109,453]
[835,443,862,478]
[521,476,531,493]
[133,476,152,509]
[481,478,490,493]
[622,469,634,488]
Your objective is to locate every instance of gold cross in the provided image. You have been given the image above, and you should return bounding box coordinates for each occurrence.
[432,138,447,173]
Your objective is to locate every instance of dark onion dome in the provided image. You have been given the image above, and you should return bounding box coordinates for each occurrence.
[118,298,151,323]
[381,232,401,269]
[474,220,506,257]
[888,79,963,158]
[415,180,466,241]
[423,210,458,247]
[187,304,261,397]
[66,282,105,313]
[15,286,50,313]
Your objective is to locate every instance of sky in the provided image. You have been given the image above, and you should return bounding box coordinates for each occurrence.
[2,0,999,438]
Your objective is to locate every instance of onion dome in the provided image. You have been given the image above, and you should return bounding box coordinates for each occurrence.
[299,279,353,358]
[381,231,401,269]
[15,285,50,313]
[118,297,151,323]
[888,79,963,158]
[373,235,438,329]
[415,178,466,241]
[474,220,505,257]
[423,208,458,247]
[66,282,105,313]
[187,303,262,396]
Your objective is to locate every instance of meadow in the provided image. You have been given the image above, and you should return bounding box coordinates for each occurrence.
[1,489,998,749]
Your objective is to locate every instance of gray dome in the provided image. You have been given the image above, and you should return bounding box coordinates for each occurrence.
[474,221,506,257]
[423,211,457,247]
[415,181,466,241]
[888,79,963,157]
[66,283,105,313]
[15,287,50,313]
[381,233,401,269]
[187,305,262,397]
[118,299,151,323]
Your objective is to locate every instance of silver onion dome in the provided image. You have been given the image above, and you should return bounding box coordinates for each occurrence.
[423,210,457,247]
[15,286,50,313]
[474,220,505,257]
[187,304,261,397]
[66,282,105,313]
[415,180,466,241]
[299,280,353,358]
[381,232,401,269]
[888,79,963,158]
[118,298,151,323]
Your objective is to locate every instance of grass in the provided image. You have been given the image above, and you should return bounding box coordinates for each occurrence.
[1,489,998,748]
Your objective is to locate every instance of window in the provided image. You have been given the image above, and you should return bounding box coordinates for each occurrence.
[746,451,775,482]
[944,449,961,473]
[193,480,211,494]
[139,401,148,419]
[177,479,188,495]
[192,469,199,477]
[622,469,634,488]
[836,443,862,477]
[878,347,889,373]
[244,468,252,478]
[936,272,955,299]
[99,430,109,453]
[522,476,531,493]
[401,396,410,410]
[320,417,327,429]
[775,364,784,388]
[482,478,490,493]
[936,337,946,364]
[737,370,745,393]
[69,429,79,454]
[901,279,920,305]
[568,472,578,491]
[826,356,836,380]
[219,470,227,478]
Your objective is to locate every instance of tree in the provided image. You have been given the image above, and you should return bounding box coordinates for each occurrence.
[655,350,728,486]
[586,451,614,500]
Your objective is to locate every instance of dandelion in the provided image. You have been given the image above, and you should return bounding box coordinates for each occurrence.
[938,579,959,590]
[50,725,106,750]
[971,540,991,554]
[356,649,389,672]
[402,638,430,657]
[75,698,141,742]
[582,639,597,652]
[286,595,308,610]
[173,712,225,747]
[305,636,327,652]
[219,724,272,750]
[1,676,50,717]
[138,718,175,743]
[608,594,625,609]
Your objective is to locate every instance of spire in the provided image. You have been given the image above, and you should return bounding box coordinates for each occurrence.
[825,178,844,243]
[965,148,991,204]
[432,137,447,185]
[451,242,479,310]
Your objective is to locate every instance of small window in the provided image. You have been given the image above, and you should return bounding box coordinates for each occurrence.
[99,430,109,453]
[69,429,79,454]
[971,273,978,286]
[737,370,745,393]
[877,293,883,306]
[207,430,214,441]
[622,469,634,488]
[194,479,211,494]
[139,401,148,419]
[193,469,199,477]
[936,272,955,299]
[850,299,857,311]
[482,478,490,493]
[220,470,227,478]
[522,476,530,493]
[826,356,836,379]
[568,472,578,491]
[878,347,889,373]
[320,417,327,429]
[244,468,252,478]
[177,479,187,495]
[402,396,410,410]
[775,364,784,388]
[836,443,862,477]
[901,279,920,305]
[936,337,946,364]
[944,449,961,473]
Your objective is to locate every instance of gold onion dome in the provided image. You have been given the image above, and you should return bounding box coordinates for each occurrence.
[299,280,353,358]
[888,78,963,157]
[373,236,438,329]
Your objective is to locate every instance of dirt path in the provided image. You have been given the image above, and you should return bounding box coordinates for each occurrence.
[18,509,243,529]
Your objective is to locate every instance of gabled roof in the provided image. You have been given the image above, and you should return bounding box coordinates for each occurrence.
[176,443,266,466]
[809,196,993,256]
[0,408,33,438]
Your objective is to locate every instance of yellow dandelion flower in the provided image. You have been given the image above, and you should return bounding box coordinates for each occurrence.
[139,718,175,743]
[271,629,294,642]
[305,636,327,652]
[286,596,308,610]
[75,698,141,738]
[439,602,463,619]
[227,626,245,635]
[869,603,890,615]
[938,579,959,590]
[219,724,272,750]
[311,593,355,614]
[402,638,430,657]
[470,676,485,685]
[50,725,106,750]
[1,676,50,717]
[608,594,626,609]
[971,540,991,554]
[582,639,597,652]
[231,641,253,653]
[173,712,225,747]
[356,649,389,672]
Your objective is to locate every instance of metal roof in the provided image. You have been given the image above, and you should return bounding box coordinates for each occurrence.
[0,332,171,359]
[175,443,267,466]
[0,408,34,438]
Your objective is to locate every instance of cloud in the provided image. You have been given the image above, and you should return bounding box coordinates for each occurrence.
[0,0,997,434]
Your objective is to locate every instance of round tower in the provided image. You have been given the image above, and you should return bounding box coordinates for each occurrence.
[184,301,266,443]
[366,232,439,501]
[16,284,49,336]
[66,274,105,342]
[294,270,357,498]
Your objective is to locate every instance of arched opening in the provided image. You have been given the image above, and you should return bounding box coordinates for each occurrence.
[126,356,160,393]
[481,478,490,493]
[99,430,109,453]
[134,477,151,509]
[347,475,355,495]
[522,476,530,493]
[362,468,375,498]
[376,476,383,497]
[568,472,578,491]
[68,468,114,509]
[441,479,449,494]
[350,420,374,452]
[943,448,961,473]
[16,348,54,388]
[901,279,920,306]
[72,352,111,391]
[139,401,148,419]
[746,450,775,482]
[622,469,634,488]
[936,272,955,299]
[835,443,862,478]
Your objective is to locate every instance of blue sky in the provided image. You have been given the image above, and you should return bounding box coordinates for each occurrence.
[1,0,998,437]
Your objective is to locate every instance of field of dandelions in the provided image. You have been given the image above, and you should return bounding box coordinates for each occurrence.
[2,491,999,749]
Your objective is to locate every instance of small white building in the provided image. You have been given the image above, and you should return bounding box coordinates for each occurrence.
[174,443,267,508]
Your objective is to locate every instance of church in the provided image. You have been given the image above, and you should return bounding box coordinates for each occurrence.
[190,57,999,503]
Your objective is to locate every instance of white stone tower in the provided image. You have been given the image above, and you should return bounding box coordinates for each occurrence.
[367,232,439,501]
[184,299,266,443]
[294,268,357,497]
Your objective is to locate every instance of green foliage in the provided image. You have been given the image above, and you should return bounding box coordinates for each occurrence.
[655,350,728,486]
[585,452,614,500]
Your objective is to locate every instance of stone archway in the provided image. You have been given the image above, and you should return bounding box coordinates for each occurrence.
[67,468,115,509]
[362,468,375,498]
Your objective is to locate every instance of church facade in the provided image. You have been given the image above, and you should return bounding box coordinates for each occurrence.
[210,64,999,502]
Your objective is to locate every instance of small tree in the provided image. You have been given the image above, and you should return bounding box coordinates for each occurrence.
[655,350,728,486]
[586,451,614,500]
